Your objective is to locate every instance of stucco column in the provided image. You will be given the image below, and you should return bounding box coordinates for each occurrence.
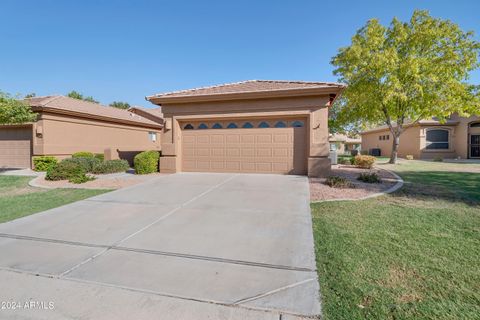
[159,115,180,173]
[307,107,331,177]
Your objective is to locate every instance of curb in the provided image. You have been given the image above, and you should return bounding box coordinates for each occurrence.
[28,173,55,189]
[310,168,404,203]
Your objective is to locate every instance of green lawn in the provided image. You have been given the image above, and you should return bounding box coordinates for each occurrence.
[0,175,110,223]
[312,160,480,319]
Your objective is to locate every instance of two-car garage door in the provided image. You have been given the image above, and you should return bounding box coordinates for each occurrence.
[181,119,307,175]
[0,126,32,169]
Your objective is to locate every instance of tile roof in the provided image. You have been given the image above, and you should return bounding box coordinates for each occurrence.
[147,80,345,100]
[129,106,164,120]
[26,96,162,128]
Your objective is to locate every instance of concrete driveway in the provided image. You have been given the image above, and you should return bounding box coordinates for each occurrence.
[0,173,319,320]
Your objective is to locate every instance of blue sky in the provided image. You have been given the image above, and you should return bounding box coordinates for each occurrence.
[0,0,479,108]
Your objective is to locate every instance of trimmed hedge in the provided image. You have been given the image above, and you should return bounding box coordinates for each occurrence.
[91,159,129,174]
[33,156,57,171]
[46,160,93,184]
[353,155,376,169]
[72,151,94,158]
[134,150,160,174]
[94,153,105,161]
[63,157,102,173]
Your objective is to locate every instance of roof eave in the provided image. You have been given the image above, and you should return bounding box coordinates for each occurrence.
[146,86,346,105]
[33,106,163,129]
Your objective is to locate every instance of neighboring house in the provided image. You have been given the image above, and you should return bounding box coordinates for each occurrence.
[0,96,163,169]
[360,114,480,159]
[128,106,164,125]
[329,133,361,154]
[146,80,345,177]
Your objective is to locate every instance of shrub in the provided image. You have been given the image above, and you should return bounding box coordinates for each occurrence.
[32,156,57,171]
[94,153,105,161]
[91,159,129,174]
[433,156,443,162]
[63,157,102,173]
[350,156,356,165]
[46,160,93,183]
[353,155,376,169]
[134,150,160,174]
[325,176,353,188]
[338,158,351,165]
[358,172,381,183]
[72,151,94,158]
[406,155,414,160]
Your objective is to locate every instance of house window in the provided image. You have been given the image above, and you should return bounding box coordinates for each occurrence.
[149,132,157,142]
[291,121,304,127]
[274,121,287,128]
[386,135,389,140]
[426,129,449,150]
[198,123,208,129]
[379,135,383,141]
[183,124,194,130]
[227,123,238,128]
[212,123,223,129]
[470,122,480,128]
[258,121,270,128]
[242,122,254,128]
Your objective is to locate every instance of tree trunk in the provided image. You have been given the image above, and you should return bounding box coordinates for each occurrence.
[389,134,400,164]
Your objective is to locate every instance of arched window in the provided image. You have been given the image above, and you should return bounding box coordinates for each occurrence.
[183,124,194,130]
[291,121,304,127]
[227,123,238,128]
[274,121,287,128]
[242,122,254,128]
[470,122,480,128]
[258,121,270,128]
[198,123,208,129]
[426,129,449,150]
[212,123,223,129]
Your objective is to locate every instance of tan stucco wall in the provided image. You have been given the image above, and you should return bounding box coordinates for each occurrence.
[158,95,332,176]
[33,112,162,160]
[361,114,480,159]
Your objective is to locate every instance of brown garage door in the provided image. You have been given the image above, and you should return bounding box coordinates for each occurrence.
[181,119,307,174]
[0,126,32,168]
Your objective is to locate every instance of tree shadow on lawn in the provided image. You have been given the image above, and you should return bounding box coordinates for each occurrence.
[388,170,480,207]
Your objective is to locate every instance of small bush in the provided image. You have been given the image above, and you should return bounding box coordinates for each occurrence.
[46,160,92,183]
[433,156,443,162]
[406,155,414,160]
[358,172,381,183]
[91,159,129,174]
[338,158,351,165]
[72,151,94,158]
[94,153,105,161]
[353,155,376,169]
[134,150,160,174]
[350,156,356,165]
[325,176,353,188]
[32,156,57,171]
[63,157,102,173]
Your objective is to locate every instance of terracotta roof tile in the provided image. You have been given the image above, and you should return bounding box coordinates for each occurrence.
[147,80,345,99]
[26,96,162,128]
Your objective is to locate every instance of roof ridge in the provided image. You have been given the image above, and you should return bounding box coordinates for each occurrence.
[150,80,252,98]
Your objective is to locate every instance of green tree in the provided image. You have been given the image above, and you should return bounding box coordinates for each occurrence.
[24,93,36,98]
[0,92,36,124]
[109,101,131,110]
[66,90,99,103]
[331,10,480,163]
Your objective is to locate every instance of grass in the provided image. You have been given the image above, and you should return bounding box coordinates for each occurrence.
[0,175,110,223]
[312,160,480,319]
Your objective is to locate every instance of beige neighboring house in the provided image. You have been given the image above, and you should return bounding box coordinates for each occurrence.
[128,106,164,124]
[0,96,162,169]
[360,114,480,159]
[146,80,345,177]
[329,133,361,154]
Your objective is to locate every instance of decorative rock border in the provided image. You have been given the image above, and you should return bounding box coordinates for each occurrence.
[310,168,404,203]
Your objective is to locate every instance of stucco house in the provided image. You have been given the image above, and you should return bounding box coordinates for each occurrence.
[329,133,361,154]
[0,96,162,168]
[360,114,480,159]
[146,80,345,177]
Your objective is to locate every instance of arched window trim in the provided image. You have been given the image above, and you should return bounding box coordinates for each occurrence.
[183,123,194,130]
[198,123,208,129]
[425,128,450,150]
[258,121,270,128]
[227,123,238,128]
[274,121,287,128]
[242,122,254,128]
[291,120,304,128]
[212,123,223,129]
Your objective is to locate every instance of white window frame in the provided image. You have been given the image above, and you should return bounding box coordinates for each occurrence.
[149,132,157,142]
